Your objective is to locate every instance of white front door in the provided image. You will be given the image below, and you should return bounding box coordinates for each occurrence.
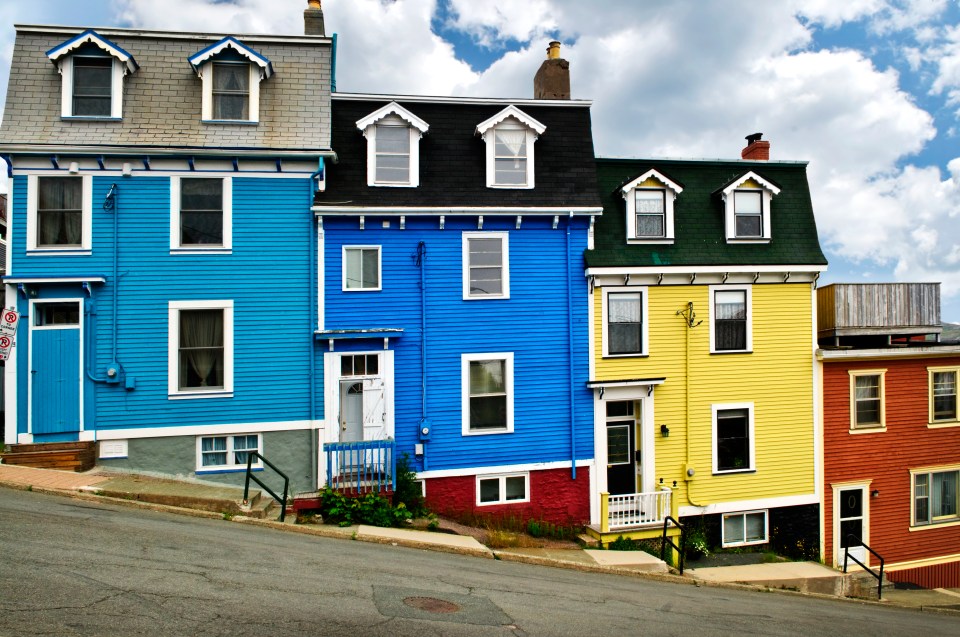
[339,381,364,442]
[836,486,868,565]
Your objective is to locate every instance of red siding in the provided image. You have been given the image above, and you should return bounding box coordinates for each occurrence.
[424,466,591,526]
[823,355,960,572]
[887,561,960,589]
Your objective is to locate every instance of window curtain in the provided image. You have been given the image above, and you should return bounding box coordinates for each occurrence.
[932,472,958,517]
[213,64,249,120]
[180,309,223,388]
[609,293,642,353]
[715,291,746,350]
[38,178,82,245]
[495,129,526,165]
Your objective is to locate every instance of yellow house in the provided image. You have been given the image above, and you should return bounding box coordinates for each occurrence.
[584,143,826,558]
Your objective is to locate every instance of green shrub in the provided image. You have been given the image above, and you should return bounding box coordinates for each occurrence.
[393,453,429,518]
[318,488,412,528]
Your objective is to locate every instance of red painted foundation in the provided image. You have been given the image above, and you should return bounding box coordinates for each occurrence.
[423,466,591,526]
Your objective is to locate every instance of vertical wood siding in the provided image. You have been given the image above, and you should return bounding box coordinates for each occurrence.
[822,355,960,567]
[818,283,940,332]
[593,283,817,508]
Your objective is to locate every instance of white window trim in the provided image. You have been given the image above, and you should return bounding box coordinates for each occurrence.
[476,106,545,190]
[462,232,510,300]
[928,366,960,426]
[462,352,515,436]
[601,286,649,357]
[58,55,126,119]
[708,284,753,354]
[170,176,233,253]
[476,472,529,506]
[622,169,682,243]
[721,510,768,548]
[200,61,261,123]
[26,174,93,254]
[168,299,234,399]
[341,245,382,292]
[712,402,756,474]
[720,171,779,243]
[195,433,262,473]
[910,464,960,528]
[357,103,429,188]
[849,369,887,432]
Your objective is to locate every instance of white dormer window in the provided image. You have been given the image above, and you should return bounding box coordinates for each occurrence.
[719,171,780,243]
[356,103,429,187]
[621,169,683,243]
[189,37,274,124]
[476,106,546,189]
[46,30,139,119]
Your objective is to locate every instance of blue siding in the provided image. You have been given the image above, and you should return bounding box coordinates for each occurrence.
[324,215,594,473]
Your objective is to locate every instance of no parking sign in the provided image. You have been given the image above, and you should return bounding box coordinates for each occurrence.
[0,309,19,336]
[0,335,12,360]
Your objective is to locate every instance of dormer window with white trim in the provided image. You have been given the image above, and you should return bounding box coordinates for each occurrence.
[621,169,683,243]
[356,102,429,187]
[46,30,138,120]
[476,106,545,189]
[719,171,780,243]
[189,37,274,124]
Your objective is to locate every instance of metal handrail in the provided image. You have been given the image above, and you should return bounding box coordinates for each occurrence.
[843,534,885,600]
[243,451,290,523]
[660,515,687,575]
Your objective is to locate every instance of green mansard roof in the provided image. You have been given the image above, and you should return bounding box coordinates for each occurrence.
[585,157,828,269]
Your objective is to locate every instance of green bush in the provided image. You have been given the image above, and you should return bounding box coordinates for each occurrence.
[393,453,429,518]
[318,488,411,528]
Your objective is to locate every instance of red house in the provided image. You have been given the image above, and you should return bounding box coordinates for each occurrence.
[818,283,960,588]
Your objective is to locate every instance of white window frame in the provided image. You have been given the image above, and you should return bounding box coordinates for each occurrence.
[168,300,234,399]
[720,171,779,243]
[709,285,752,354]
[911,466,960,527]
[621,169,683,243]
[461,352,514,436]
[712,402,755,474]
[170,176,232,253]
[849,369,886,432]
[476,472,529,506]
[26,174,93,254]
[356,104,429,188]
[601,286,649,357]
[200,61,261,123]
[721,510,768,547]
[476,106,545,190]
[929,366,960,426]
[341,245,382,291]
[195,433,263,473]
[59,54,125,119]
[462,232,510,300]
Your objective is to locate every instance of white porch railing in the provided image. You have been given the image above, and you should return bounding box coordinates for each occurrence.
[605,489,672,530]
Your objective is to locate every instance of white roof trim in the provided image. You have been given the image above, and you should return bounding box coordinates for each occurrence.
[188,36,274,79]
[475,105,546,136]
[46,29,138,74]
[621,169,683,197]
[722,170,781,196]
[355,102,429,133]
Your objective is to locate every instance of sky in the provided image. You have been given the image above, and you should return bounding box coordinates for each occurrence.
[1,0,959,321]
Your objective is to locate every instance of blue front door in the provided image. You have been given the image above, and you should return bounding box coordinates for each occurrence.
[31,302,82,440]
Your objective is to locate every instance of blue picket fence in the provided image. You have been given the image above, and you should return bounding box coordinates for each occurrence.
[323,439,396,494]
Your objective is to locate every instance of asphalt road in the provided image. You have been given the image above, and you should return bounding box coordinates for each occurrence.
[0,488,955,637]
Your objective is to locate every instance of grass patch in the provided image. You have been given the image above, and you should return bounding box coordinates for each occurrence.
[485,530,544,549]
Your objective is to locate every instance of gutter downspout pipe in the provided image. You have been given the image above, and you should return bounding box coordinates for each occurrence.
[416,241,428,471]
[567,212,577,479]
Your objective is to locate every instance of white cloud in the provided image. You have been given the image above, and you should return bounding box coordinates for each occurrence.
[446,0,556,46]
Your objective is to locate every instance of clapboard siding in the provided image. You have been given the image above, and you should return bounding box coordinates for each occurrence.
[822,355,960,567]
[10,174,319,435]
[818,283,941,335]
[594,282,817,507]
[324,214,594,472]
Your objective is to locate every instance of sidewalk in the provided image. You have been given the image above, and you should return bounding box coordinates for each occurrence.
[1,463,958,615]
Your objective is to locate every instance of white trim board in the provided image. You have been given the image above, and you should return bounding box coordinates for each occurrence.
[678,492,819,517]
[78,419,320,441]
[416,459,591,480]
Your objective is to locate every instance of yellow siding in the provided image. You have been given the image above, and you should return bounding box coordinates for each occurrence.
[593,284,815,508]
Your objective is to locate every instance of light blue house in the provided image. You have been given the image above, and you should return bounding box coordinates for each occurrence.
[0,10,333,490]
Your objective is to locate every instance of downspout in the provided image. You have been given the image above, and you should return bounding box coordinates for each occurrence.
[567,212,577,479]
[683,301,705,507]
[330,33,337,92]
[308,166,323,488]
[416,241,428,470]
[87,183,122,384]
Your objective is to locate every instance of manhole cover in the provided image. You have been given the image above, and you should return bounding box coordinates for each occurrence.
[403,596,461,614]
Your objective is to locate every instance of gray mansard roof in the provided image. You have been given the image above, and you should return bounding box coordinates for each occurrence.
[0,25,333,154]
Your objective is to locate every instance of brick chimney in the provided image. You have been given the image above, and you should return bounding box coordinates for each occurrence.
[534,41,570,100]
[304,0,325,36]
[741,133,770,160]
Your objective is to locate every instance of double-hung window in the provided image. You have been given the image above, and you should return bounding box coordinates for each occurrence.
[603,288,647,356]
[913,468,959,526]
[462,353,513,434]
[711,286,751,353]
[849,370,885,430]
[171,177,231,251]
[190,38,272,124]
[622,170,682,242]
[733,190,763,238]
[168,300,234,398]
[719,171,779,242]
[493,128,528,186]
[476,106,544,189]
[357,103,428,187]
[375,124,411,183]
[930,368,959,423]
[72,56,113,117]
[212,62,249,120]
[463,233,509,299]
[713,404,754,473]
[197,434,262,472]
[47,31,136,120]
[635,190,666,238]
[343,246,381,291]
[27,175,92,253]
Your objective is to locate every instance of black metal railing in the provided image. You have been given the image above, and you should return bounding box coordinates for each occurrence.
[660,515,687,575]
[243,451,290,523]
[843,534,885,600]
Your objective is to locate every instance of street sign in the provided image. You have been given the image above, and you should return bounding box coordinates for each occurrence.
[0,309,20,337]
[0,334,12,360]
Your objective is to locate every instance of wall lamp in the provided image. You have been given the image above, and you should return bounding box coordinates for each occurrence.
[871,489,880,498]
[660,424,670,438]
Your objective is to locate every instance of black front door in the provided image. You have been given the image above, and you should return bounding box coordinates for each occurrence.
[606,401,636,495]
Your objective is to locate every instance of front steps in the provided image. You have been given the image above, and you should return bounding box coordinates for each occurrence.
[1,441,96,472]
